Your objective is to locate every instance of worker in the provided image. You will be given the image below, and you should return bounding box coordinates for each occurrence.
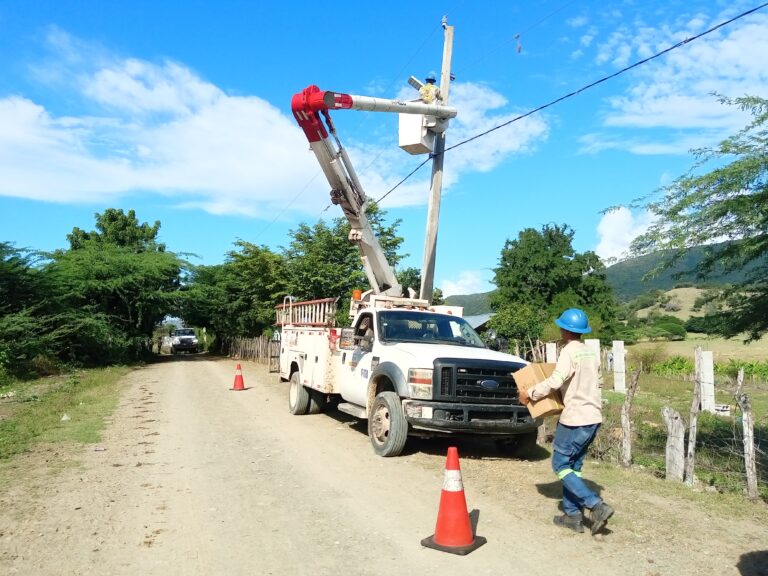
[418,71,441,104]
[518,308,614,535]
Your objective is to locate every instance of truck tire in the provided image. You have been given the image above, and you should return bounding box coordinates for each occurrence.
[368,391,408,457]
[495,431,539,458]
[307,389,327,414]
[288,372,309,415]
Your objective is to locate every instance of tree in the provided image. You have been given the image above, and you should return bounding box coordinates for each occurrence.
[67,208,164,252]
[631,96,768,340]
[492,224,617,338]
[181,242,289,342]
[46,244,184,363]
[396,266,444,303]
[488,303,546,344]
[283,203,405,302]
[0,242,40,315]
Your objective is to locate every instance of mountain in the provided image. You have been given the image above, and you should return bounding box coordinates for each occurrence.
[446,243,764,312]
[604,243,765,302]
[444,291,494,316]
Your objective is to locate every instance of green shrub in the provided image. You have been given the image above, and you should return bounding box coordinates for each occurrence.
[656,322,687,340]
[629,345,667,373]
[652,355,695,376]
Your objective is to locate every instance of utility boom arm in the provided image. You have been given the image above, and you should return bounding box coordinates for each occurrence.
[291,85,456,297]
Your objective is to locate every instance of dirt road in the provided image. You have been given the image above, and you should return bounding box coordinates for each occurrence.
[1,358,766,576]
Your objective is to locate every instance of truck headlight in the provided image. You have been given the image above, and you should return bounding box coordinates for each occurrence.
[408,368,433,399]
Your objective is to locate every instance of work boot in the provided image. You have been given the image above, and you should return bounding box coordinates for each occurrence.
[589,502,614,535]
[553,513,584,533]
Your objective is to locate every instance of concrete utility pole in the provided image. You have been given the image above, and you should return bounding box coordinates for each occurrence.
[419,16,454,302]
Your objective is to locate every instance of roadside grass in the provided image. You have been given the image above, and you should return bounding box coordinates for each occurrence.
[589,461,768,523]
[0,366,131,460]
[593,373,768,501]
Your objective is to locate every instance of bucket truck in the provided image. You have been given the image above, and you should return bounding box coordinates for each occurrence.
[278,86,538,457]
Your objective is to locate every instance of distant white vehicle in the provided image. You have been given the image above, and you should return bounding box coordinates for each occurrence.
[171,328,199,354]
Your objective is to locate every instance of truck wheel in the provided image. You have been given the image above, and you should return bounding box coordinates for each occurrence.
[307,389,327,414]
[495,431,539,458]
[368,391,408,457]
[288,372,309,415]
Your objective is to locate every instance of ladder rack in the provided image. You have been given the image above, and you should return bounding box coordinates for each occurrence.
[276,297,338,327]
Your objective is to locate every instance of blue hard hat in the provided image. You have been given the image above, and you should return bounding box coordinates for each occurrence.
[555,308,592,334]
[426,71,437,82]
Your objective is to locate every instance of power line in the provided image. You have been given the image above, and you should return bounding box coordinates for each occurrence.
[373,2,768,202]
[254,23,441,236]
[462,0,581,70]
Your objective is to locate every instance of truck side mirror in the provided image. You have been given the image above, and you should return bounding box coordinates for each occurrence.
[338,328,357,350]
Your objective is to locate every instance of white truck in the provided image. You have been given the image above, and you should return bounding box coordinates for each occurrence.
[279,85,538,456]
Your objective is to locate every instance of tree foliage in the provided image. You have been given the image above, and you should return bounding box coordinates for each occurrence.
[283,202,405,302]
[67,208,164,252]
[45,244,183,363]
[0,243,40,316]
[181,242,288,342]
[631,96,768,339]
[491,224,617,341]
[396,266,444,304]
[1,210,185,375]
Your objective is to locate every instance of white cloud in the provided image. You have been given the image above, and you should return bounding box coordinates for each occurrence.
[440,270,490,297]
[84,59,222,115]
[578,131,720,155]
[580,27,598,47]
[595,207,655,261]
[567,16,589,28]
[576,6,768,156]
[596,11,768,136]
[0,30,550,217]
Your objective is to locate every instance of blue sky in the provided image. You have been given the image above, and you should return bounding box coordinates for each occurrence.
[1,1,766,296]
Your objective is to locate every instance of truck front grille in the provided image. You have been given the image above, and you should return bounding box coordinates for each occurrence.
[433,358,526,404]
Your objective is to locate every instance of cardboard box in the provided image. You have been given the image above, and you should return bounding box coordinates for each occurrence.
[514,363,565,419]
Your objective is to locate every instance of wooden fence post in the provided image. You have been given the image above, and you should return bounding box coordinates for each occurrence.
[662,406,685,482]
[685,346,702,486]
[734,368,759,500]
[620,369,641,468]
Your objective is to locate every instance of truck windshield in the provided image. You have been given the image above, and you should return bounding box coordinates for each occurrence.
[377,311,486,348]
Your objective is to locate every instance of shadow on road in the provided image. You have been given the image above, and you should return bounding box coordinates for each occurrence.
[147,352,213,364]
[322,404,550,461]
[535,478,605,501]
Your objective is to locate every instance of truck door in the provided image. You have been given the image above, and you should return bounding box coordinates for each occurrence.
[338,313,375,407]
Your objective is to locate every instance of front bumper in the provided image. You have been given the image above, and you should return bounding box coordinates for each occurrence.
[402,399,539,434]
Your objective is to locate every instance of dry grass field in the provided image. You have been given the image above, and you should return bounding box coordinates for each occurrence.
[628,335,768,362]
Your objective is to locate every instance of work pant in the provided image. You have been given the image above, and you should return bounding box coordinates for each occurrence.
[551,422,602,516]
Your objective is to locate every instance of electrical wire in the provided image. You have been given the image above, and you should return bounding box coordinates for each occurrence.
[461,0,581,70]
[372,1,768,202]
[251,22,442,239]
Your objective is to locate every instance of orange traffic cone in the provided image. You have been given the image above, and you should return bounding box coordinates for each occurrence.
[421,447,486,555]
[231,364,245,391]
